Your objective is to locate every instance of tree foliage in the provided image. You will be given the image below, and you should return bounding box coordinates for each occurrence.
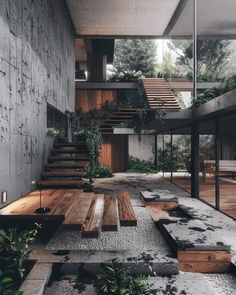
[113,39,157,77]
[169,40,232,81]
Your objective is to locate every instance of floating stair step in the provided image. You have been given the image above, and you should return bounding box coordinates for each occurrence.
[117,191,137,226]
[62,192,95,229]
[37,180,85,188]
[46,162,88,169]
[52,149,88,154]
[81,194,104,238]
[102,195,118,231]
[54,143,85,148]
[48,156,88,162]
[42,171,86,178]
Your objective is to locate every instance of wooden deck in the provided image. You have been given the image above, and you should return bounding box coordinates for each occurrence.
[0,189,82,220]
[0,189,137,238]
[170,175,236,219]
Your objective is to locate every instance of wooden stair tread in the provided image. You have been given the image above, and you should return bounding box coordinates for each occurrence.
[81,194,104,238]
[117,191,137,226]
[52,149,88,154]
[46,162,88,169]
[42,171,85,178]
[49,156,88,161]
[102,195,118,231]
[37,180,85,187]
[54,143,86,148]
[62,193,95,228]
[147,206,170,222]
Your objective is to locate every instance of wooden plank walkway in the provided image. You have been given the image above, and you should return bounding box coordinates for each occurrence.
[117,191,137,226]
[0,189,139,238]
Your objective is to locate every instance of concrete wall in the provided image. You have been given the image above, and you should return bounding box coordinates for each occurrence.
[128,135,155,161]
[0,0,75,207]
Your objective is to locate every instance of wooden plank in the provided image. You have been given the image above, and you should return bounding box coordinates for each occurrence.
[50,190,82,218]
[102,195,118,231]
[179,261,230,273]
[178,250,231,262]
[147,206,170,222]
[117,191,137,226]
[62,192,94,229]
[81,194,104,238]
[140,195,178,209]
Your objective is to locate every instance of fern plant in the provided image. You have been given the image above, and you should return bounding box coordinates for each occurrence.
[96,259,149,295]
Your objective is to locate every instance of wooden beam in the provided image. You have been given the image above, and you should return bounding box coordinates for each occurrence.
[102,195,118,231]
[117,191,137,226]
[81,194,104,238]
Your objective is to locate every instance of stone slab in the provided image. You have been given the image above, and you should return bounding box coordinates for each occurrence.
[161,219,231,251]
[140,190,178,202]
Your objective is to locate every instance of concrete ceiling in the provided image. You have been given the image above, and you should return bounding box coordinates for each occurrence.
[67,0,236,39]
[66,0,181,37]
[171,0,236,38]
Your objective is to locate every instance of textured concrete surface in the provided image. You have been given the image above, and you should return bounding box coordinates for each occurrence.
[140,190,178,202]
[44,271,236,295]
[149,272,236,295]
[162,219,230,251]
[0,0,75,207]
[20,263,52,295]
[128,134,155,161]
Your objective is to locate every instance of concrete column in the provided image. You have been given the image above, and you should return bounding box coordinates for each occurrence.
[87,53,107,82]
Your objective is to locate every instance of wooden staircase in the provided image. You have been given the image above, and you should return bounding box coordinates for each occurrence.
[100,109,141,134]
[142,78,181,110]
[39,142,89,189]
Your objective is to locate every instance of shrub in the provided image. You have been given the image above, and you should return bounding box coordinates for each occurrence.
[0,224,40,282]
[96,259,149,295]
[85,164,113,179]
[46,127,65,141]
[0,270,22,295]
[127,156,157,173]
[108,70,143,82]
[192,73,236,107]
[156,143,181,172]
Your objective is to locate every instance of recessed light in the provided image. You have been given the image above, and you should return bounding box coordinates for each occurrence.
[2,192,7,203]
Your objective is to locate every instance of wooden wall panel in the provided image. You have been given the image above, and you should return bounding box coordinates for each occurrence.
[75,89,117,112]
[99,135,127,172]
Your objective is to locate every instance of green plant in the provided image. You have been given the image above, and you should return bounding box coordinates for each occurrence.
[78,125,103,183]
[108,70,143,82]
[0,223,40,281]
[96,259,149,295]
[192,74,236,107]
[46,127,65,141]
[157,143,181,172]
[127,156,157,173]
[0,270,22,295]
[85,164,113,179]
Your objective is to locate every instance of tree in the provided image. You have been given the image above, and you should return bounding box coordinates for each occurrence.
[169,40,232,81]
[113,39,157,77]
[155,51,181,78]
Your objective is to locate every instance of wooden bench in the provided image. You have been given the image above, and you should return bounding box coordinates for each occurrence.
[117,191,137,226]
[102,195,118,231]
[81,194,104,238]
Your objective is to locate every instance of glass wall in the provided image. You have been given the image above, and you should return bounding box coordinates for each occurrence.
[198,120,216,206]
[172,127,191,193]
[219,114,236,218]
